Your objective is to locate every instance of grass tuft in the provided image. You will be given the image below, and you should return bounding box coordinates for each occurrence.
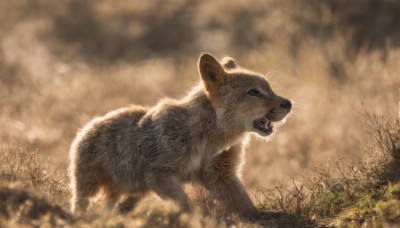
[257,110,400,226]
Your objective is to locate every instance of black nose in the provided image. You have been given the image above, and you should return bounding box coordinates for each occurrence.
[280,99,292,112]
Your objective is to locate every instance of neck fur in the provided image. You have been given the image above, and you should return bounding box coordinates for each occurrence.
[180,83,245,148]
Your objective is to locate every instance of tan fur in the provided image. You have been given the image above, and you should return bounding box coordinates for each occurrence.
[69,53,291,220]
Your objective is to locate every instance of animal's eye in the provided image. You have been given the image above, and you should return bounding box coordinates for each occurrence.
[247,89,262,97]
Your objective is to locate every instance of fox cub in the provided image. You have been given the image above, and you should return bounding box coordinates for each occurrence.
[69,53,291,219]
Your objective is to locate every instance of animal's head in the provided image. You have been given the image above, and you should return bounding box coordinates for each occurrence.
[198,53,291,137]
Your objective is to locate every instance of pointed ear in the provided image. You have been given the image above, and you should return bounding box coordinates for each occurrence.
[198,53,227,94]
[221,56,237,69]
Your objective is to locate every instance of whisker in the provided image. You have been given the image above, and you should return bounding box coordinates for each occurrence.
[291,99,307,112]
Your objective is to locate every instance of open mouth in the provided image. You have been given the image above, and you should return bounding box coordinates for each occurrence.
[253,117,274,135]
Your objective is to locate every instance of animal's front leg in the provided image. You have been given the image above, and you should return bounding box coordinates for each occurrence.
[145,169,191,212]
[202,145,259,219]
[205,173,259,218]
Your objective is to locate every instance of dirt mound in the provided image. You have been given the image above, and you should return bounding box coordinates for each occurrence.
[0,187,73,227]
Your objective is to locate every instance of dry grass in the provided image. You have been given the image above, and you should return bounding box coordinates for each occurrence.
[1,0,399,227]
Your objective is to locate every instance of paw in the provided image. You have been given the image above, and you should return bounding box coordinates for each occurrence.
[118,203,134,214]
[241,209,282,222]
[117,197,140,214]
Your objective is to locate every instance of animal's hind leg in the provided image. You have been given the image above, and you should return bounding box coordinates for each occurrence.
[117,195,142,214]
[146,170,191,212]
[103,186,121,212]
[71,194,89,215]
[71,176,101,214]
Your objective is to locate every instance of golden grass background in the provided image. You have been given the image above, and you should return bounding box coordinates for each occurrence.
[1,0,399,226]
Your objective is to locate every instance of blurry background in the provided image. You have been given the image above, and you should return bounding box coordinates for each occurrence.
[1,0,399,195]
